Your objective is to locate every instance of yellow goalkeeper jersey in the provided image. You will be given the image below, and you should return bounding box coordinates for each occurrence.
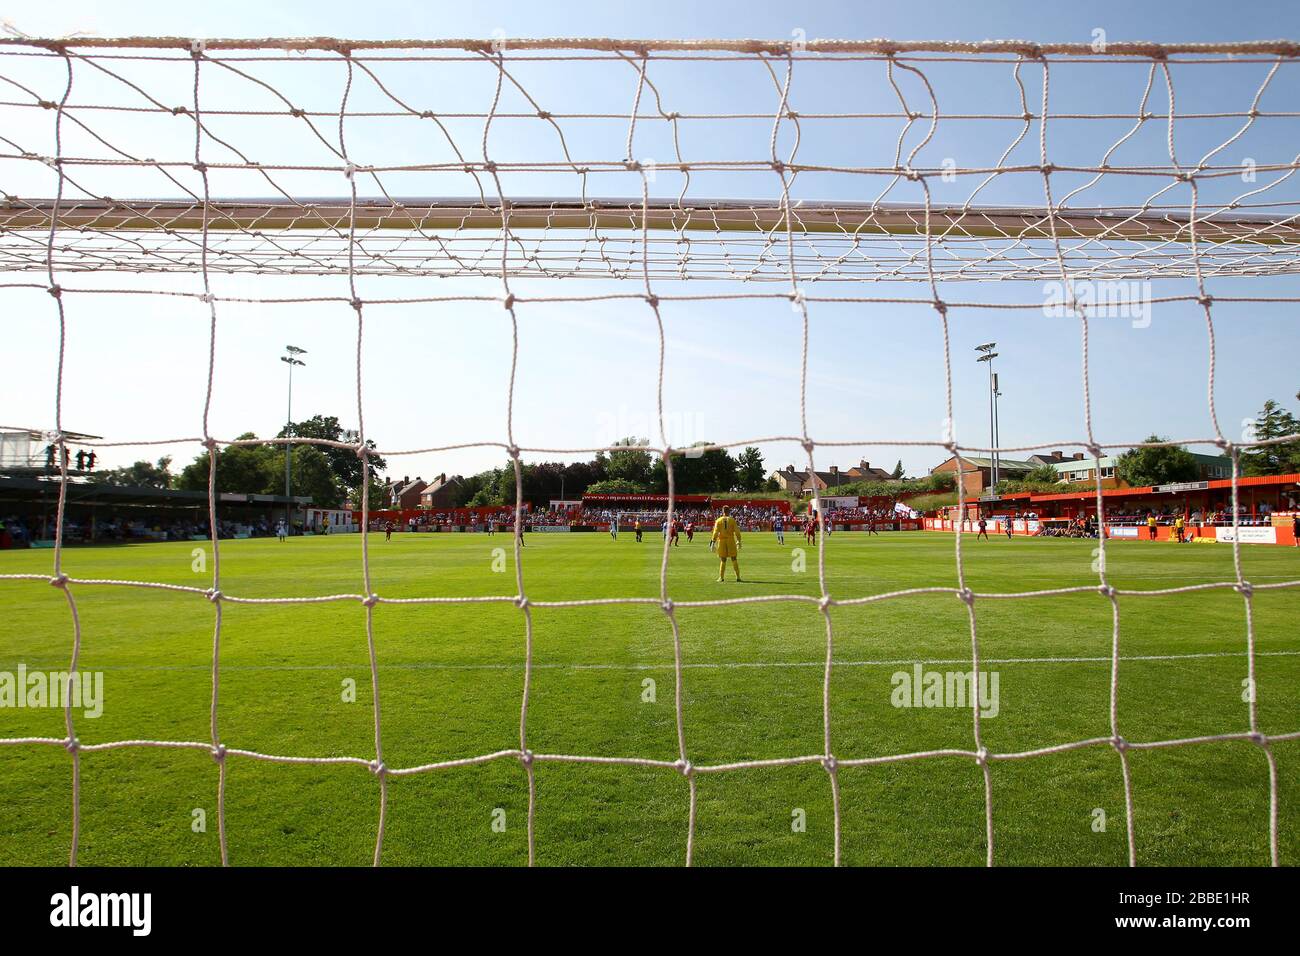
[711,515,740,545]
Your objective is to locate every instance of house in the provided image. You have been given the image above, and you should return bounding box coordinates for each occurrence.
[1053,451,1232,489]
[419,473,464,508]
[929,455,1038,496]
[1027,450,1079,467]
[768,459,893,497]
[384,475,427,510]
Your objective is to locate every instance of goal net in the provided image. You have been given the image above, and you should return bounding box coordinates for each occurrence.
[1,35,1298,867]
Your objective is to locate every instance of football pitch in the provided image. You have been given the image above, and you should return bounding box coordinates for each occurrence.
[1,530,1297,867]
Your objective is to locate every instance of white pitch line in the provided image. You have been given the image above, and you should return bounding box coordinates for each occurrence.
[7,649,1300,672]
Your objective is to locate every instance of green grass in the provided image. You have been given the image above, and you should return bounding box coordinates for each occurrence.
[1,530,1298,866]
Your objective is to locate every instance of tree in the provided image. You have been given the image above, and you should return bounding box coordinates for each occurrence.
[584,478,651,495]
[735,447,766,492]
[1243,397,1300,476]
[1115,436,1199,487]
[606,437,654,486]
[175,435,273,494]
[652,442,737,494]
[1025,464,1061,484]
[97,456,173,489]
[891,460,905,480]
[279,415,386,505]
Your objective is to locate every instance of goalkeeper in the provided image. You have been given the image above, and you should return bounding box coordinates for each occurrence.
[710,506,742,582]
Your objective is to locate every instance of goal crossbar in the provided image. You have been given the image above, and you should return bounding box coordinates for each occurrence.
[6,198,1299,242]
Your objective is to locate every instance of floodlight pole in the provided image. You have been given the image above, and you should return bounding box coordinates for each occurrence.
[993,371,1003,490]
[976,344,998,491]
[281,346,307,530]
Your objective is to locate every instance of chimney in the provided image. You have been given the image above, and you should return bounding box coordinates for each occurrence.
[787,464,795,472]
[860,459,870,471]
[403,475,409,485]
[1051,451,1064,461]
[1073,452,1085,460]
[830,465,838,475]
[440,472,447,482]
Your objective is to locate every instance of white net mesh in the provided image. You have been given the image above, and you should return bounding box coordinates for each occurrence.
[1,35,1298,867]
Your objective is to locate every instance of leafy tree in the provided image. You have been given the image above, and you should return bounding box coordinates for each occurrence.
[279,415,385,505]
[652,443,738,494]
[1025,464,1062,484]
[606,437,654,486]
[97,456,173,489]
[584,478,651,495]
[891,460,905,480]
[1243,397,1300,476]
[288,445,343,508]
[175,435,274,494]
[762,476,780,492]
[1115,436,1200,487]
[735,447,767,492]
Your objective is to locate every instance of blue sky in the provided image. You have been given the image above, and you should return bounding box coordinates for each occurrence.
[3,0,1299,487]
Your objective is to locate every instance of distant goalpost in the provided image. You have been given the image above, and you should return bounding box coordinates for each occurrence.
[1,35,1298,867]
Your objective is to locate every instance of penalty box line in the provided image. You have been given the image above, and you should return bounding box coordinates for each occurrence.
[9,649,1300,672]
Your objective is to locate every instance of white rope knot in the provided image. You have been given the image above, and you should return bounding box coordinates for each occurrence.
[199,292,214,304]
[1098,583,1117,598]
[974,747,989,767]
[343,163,357,179]
[1234,581,1254,598]
[49,573,69,589]
[514,595,530,611]
[368,759,386,776]
[47,284,62,299]
[506,444,520,458]
[420,110,434,119]
[1215,438,1232,451]
[354,442,369,460]
[211,743,227,762]
[661,599,674,614]
[502,293,515,310]
[64,737,80,754]
[956,587,975,606]
[205,588,222,603]
[675,758,693,777]
[202,437,219,451]
[932,300,947,314]
[536,110,552,120]
[1111,735,1129,752]
[822,755,838,773]
[771,160,786,172]
[800,439,815,454]
[171,105,188,116]
[38,99,56,110]
[519,749,534,767]
[665,111,680,120]
[1197,295,1213,307]
[361,593,379,608]
[1039,163,1055,175]
[1176,171,1191,182]
[189,39,205,56]
[483,160,498,173]
[903,166,919,181]
[818,594,832,611]
[645,294,659,308]
[289,107,305,118]
[1249,732,1266,747]
[349,296,363,312]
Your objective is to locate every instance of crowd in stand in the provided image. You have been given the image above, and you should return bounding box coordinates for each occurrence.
[0,513,285,546]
